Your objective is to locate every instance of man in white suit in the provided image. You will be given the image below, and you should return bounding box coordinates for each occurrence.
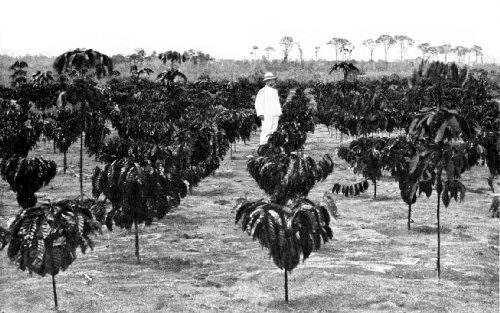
[254,72,282,145]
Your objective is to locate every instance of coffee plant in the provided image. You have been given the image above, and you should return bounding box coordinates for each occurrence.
[6,199,101,310]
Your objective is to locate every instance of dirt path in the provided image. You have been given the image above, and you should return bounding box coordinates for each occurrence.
[0,126,498,313]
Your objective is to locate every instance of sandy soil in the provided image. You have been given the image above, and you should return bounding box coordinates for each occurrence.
[0,126,498,313]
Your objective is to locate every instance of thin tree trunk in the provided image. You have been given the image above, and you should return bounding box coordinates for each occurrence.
[135,218,140,263]
[63,151,67,174]
[437,192,441,279]
[407,203,412,230]
[373,179,377,199]
[52,274,58,310]
[284,270,288,303]
[80,132,83,200]
[53,141,56,153]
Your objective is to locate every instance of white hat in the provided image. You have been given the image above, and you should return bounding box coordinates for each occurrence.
[263,72,277,81]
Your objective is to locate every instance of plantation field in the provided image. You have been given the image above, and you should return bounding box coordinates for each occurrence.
[0,126,498,313]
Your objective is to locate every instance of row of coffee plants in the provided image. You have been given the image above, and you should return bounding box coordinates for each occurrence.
[1,48,340,307]
[335,64,498,279]
[237,85,335,302]
[0,49,263,309]
[0,51,498,306]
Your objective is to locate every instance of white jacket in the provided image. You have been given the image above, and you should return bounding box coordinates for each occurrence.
[254,85,282,117]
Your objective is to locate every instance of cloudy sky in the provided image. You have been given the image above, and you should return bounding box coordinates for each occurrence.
[1,0,499,62]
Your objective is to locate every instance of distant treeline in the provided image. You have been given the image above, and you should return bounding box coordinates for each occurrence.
[1,53,499,86]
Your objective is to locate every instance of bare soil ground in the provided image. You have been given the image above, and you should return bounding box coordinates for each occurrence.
[1,126,498,313]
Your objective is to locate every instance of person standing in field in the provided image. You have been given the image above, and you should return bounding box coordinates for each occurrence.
[254,72,282,145]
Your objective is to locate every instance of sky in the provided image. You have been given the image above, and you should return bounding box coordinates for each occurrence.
[1,0,499,63]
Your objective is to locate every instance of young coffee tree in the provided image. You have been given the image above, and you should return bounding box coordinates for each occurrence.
[92,154,187,263]
[130,65,154,78]
[385,135,435,230]
[338,137,390,199]
[6,199,101,310]
[32,71,55,86]
[0,98,44,159]
[158,50,189,83]
[490,196,499,218]
[329,62,360,81]
[481,133,500,192]
[409,107,477,278]
[157,69,187,84]
[43,102,83,174]
[53,48,113,78]
[158,50,189,70]
[240,145,334,302]
[53,48,113,199]
[0,156,57,208]
[235,198,333,302]
[9,60,29,87]
[237,89,335,302]
[0,226,10,249]
[0,97,57,208]
[93,80,233,262]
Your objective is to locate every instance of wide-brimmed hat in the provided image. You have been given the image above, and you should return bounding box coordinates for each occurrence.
[263,72,277,82]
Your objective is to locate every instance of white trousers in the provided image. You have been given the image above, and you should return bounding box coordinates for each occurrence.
[260,115,280,145]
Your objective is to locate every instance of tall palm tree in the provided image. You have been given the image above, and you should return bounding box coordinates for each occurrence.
[279,36,294,62]
[394,35,415,61]
[252,46,259,60]
[314,46,321,61]
[264,46,275,60]
[470,45,483,64]
[438,44,452,63]
[362,39,376,62]
[327,38,344,61]
[417,43,431,61]
[376,35,396,63]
